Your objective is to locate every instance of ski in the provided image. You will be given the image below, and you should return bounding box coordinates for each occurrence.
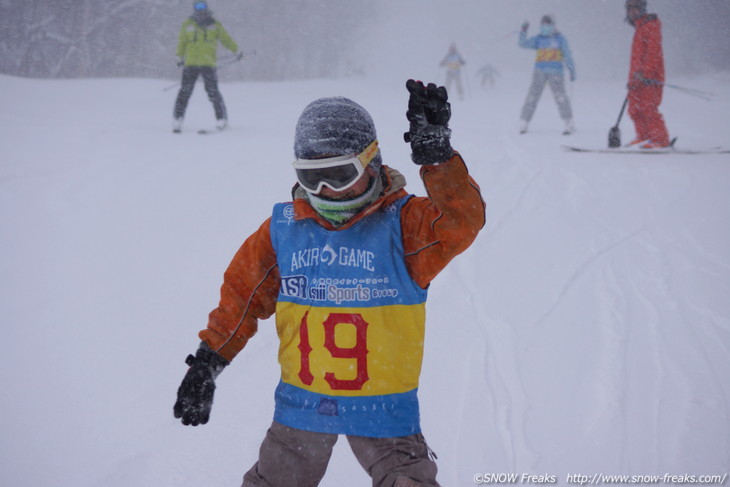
[562,145,729,155]
[198,123,230,135]
[172,128,225,135]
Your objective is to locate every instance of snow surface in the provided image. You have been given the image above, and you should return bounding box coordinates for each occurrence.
[1,70,729,486]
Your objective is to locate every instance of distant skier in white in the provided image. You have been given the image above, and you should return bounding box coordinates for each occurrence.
[518,15,576,135]
[440,43,466,100]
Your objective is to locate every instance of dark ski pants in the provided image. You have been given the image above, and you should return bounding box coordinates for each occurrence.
[241,421,440,487]
[520,69,572,122]
[173,66,227,121]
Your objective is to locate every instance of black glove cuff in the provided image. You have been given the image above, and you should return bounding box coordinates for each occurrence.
[408,125,453,165]
[187,342,229,378]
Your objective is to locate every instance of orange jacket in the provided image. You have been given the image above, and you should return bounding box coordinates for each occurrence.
[200,152,486,361]
[629,14,665,86]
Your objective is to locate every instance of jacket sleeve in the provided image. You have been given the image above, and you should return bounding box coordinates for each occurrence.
[199,218,280,362]
[217,22,239,54]
[176,21,188,58]
[519,31,538,49]
[400,152,486,288]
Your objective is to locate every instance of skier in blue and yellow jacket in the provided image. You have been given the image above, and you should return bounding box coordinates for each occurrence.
[518,14,576,135]
[173,80,486,486]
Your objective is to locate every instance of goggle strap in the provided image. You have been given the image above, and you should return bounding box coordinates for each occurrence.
[357,140,379,168]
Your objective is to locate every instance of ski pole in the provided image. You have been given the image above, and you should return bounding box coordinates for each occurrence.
[163,61,186,92]
[217,54,241,64]
[218,50,255,70]
[643,79,714,101]
[615,96,628,126]
[163,81,180,92]
[494,29,519,41]
[218,49,257,63]
[163,55,244,92]
[608,96,628,148]
[217,58,240,70]
[665,83,714,100]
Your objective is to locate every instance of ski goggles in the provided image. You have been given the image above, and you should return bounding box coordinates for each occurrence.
[293,140,379,194]
[194,2,208,11]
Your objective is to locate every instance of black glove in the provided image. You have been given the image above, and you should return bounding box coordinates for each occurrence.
[176,57,184,68]
[236,51,244,61]
[403,79,453,165]
[173,342,229,426]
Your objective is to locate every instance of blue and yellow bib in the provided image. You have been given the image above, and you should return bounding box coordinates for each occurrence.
[529,34,572,76]
[534,35,564,68]
[269,196,428,437]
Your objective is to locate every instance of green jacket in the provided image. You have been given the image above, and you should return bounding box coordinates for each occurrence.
[176,17,238,67]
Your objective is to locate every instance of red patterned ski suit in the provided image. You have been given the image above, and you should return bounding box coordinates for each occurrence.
[628,14,670,146]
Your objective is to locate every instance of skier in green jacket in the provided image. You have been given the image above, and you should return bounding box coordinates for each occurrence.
[173,1,241,133]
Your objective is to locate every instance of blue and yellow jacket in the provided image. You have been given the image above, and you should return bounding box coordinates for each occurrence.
[519,30,575,79]
[200,153,485,437]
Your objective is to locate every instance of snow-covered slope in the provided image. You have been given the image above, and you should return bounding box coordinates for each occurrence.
[1,71,729,486]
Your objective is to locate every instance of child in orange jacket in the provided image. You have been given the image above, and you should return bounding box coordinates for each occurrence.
[174,80,485,486]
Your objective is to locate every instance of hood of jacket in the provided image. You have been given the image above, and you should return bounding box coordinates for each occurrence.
[190,10,215,28]
[631,12,658,28]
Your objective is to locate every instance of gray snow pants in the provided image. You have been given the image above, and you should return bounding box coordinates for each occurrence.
[241,421,440,487]
[445,70,464,99]
[520,69,572,122]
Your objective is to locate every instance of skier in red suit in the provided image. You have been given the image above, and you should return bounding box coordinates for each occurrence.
[625,0,671,148]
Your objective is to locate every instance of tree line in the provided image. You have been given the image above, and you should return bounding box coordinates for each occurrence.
[0,0,373,81]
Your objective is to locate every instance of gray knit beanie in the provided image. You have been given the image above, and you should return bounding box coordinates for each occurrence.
[294,97,382,170]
